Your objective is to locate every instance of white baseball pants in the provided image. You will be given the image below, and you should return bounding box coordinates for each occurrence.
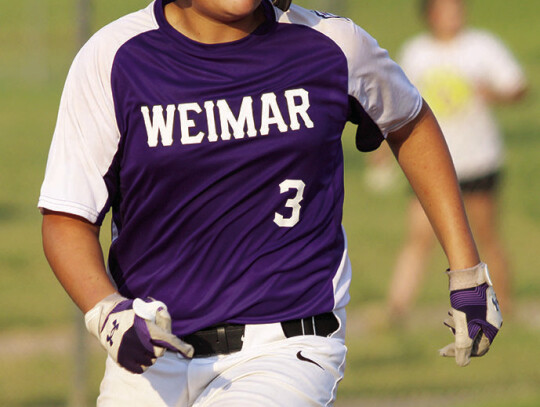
[97,309,347,407]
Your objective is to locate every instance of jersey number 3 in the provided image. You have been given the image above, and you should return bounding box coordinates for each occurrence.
[274,179,305,228]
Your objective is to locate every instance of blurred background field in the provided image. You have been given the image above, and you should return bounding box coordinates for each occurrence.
[0,0,539,406]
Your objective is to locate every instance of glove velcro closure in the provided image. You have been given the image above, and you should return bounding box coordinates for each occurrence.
[446,262,493,291]
[84,292,126,337]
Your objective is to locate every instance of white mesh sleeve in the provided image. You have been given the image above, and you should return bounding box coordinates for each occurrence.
[345,24,422,135]
[38,4,157,223]
[38,35,121,224]
[282,7,423,135]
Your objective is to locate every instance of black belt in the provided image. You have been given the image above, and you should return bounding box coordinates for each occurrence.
[182,312,339,357]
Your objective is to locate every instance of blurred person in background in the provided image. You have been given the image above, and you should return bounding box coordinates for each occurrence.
[386,0,527,321]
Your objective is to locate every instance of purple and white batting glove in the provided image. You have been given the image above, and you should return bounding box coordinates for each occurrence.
[439,262,503,367]
[85,293,194,374]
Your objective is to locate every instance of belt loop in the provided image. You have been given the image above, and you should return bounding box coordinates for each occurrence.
[303,317,314,335]
[312,316,317,336]
[217,326,228,354]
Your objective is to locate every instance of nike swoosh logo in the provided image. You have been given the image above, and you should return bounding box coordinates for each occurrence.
[296,351,323,370]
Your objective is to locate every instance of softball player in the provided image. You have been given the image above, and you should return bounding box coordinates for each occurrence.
[39,0,502,405]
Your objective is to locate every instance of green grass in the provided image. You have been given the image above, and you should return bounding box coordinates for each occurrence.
[0,0,539,406]
[341,319,540,401]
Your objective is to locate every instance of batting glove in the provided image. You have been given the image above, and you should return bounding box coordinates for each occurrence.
[439,262,503,366]
[273,0,292,11]
[85,293,194,374]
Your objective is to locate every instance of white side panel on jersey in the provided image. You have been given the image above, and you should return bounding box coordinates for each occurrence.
[38,3,158,223]
[332,226,352,310]
[279,5,423,135]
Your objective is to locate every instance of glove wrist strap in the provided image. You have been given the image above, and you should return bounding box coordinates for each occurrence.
[446,262,492,291]
[84,292,125,336]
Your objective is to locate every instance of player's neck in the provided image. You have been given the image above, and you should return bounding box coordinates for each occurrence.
[165,2,266,44]
[429,22,464,43]
[432,33,458,42]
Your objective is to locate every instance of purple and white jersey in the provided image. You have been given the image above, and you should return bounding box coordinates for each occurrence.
[39,0,421,336]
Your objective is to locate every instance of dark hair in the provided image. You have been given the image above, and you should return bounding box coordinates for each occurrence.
[421,0,465,16]
[420,0,434,15]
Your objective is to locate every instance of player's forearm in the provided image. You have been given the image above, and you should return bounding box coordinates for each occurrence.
[386,101,480,270]
[42,210,117,313]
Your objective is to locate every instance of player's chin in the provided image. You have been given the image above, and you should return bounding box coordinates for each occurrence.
[221,0,262,20]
